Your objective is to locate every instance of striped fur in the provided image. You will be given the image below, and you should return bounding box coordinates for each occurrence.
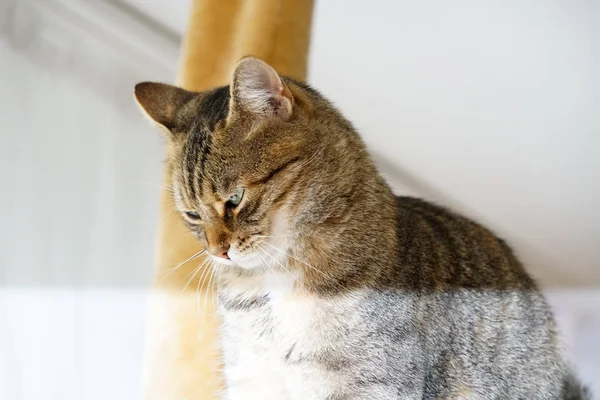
[135,57,589,400]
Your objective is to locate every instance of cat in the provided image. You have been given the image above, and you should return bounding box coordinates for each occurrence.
[135,57,589,400]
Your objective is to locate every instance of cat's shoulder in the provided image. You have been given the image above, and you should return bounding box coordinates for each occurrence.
[393,195,514,254]
[394,195,466,223]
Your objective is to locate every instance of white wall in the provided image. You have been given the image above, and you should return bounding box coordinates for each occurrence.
[0,0,176,287]
[120,0,190,35]
[0,1,172,398]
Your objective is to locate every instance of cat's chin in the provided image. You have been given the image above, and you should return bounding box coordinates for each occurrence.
[210,253,264,271]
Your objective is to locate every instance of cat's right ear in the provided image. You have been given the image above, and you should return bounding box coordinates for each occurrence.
[229,57,294,121]
[134,82,195,134]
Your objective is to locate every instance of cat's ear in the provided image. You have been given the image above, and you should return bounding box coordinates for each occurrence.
[134,82,195,132]
[230,57,294,120]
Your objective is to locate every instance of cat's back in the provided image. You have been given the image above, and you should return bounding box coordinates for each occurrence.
[382,196,590,398]
[391,195,533,291]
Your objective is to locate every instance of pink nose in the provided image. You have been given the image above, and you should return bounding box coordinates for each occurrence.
[211,245,230,259]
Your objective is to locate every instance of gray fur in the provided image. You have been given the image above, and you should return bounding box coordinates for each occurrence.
[134,57,589,400]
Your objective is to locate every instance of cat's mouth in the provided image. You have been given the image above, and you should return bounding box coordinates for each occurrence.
[212,248,264,270]
[212,240,288,272]
[209,255,235,267]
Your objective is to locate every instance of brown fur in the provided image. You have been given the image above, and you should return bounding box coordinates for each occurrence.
[137,56,588,399]
[141,1,314,398]
[136,67,398,294]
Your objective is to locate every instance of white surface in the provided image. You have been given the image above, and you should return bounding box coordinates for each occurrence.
[0,289,149,400]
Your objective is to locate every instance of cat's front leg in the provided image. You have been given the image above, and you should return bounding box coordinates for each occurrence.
[222,361,287,400]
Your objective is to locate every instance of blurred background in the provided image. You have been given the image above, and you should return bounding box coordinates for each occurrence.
[0,0,598,398]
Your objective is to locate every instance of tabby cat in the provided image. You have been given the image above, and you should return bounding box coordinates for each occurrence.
[135,57,588,399]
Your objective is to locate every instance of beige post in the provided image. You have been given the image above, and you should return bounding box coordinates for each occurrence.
[142,1,314,399]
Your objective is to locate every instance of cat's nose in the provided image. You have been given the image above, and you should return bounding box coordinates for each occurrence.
[205,226,231,259]
[210,244,230,259]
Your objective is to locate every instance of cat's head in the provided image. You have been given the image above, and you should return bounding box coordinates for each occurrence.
[135,57,376,273]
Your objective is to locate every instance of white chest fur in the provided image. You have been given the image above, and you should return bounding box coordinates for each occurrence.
[218,271,365,400]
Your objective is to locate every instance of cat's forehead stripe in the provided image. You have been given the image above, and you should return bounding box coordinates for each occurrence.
[196,86,230,132]
[187,87,232,199]
[183,138,199,200]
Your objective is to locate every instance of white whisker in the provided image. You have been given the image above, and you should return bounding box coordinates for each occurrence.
[179,256,209,297]
[212,261,222,311]
[162,249,206,281]
[256,234,295,239]
[262,242,330,279]
[203,259,217,324]
[195,256,214,313]
[297,147,324,171]
[197,260,215,329]
[252,244,274,274]
[258,244,306,292]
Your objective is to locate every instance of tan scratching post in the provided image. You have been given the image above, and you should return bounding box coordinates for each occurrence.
[142,1,314,399]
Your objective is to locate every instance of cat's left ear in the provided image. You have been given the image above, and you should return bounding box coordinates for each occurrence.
[230,57,294,120]
[134,82,195,133]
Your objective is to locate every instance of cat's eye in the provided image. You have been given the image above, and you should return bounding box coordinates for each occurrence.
[184,210,201,221]
[226,188,245,207]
